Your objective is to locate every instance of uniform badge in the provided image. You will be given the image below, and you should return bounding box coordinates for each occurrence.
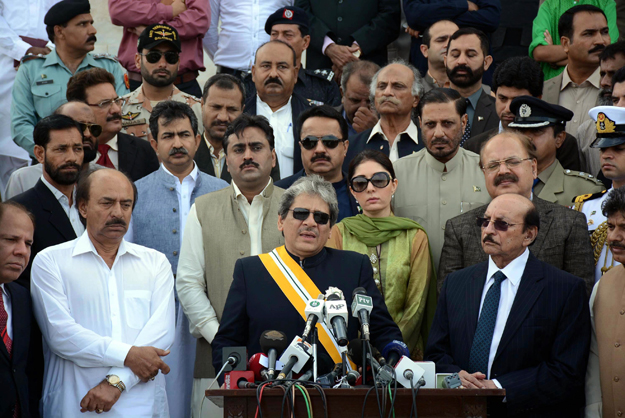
[122,111,141,121]
[588,219,594,226]
[519,104,532,118]
[283,9,294,19]
[596,112,616,134]
[591,210,596,216]
[473,185,481,192]
[41,74,47,79]
[477,116,484,121]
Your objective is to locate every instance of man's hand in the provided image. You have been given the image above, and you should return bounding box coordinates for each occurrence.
[26,47,51,56]
[406,26,420,38]
[467,1,479,11]
[352,107,378,133]
[124,346,171,382]
[325,43,360,71]
[128,25,147,37]
[544,30,553,45]
[481,379,499,389]
[80,381,121,413]
[458,370,486,388]
[172,0,187,17]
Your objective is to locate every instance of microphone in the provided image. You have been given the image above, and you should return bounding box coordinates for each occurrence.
[316,363,343,388]
[346,370,361,386]
[382,340,410,367]
[394,356,426,389]
[351,287,373,341]
[248,353,269,381]
[302,295,325,342]
[277,336,313,380]
[324,288,349,346]
[347,339,394,385]
[259,330,289,380]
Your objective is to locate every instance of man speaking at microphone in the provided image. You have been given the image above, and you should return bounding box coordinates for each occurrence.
[212,175,403,376]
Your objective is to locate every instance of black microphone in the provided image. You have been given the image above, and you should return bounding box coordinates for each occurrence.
[316,362,343,388]
[302,295,325,342]
[259,330,289,380]
[351,287,373,341]
[346,370,361,386]
[382,340,410,367]
[325,292,349,347]
[347,339,394,385]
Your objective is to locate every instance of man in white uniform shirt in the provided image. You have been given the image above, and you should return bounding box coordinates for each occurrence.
[30,168,175,417]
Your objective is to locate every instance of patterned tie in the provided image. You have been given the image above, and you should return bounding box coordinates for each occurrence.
[97,144,116,168]
[468,271,507,376]
[0,293,11,357]
[460,99,472,147]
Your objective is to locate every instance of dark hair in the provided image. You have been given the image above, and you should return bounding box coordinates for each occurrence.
[255,40,297,67]
[422,20,455,48]
[416,88,466,118]
[46,23,67,43]
[296,105,348,142]
[149,100,198,141]
[298,25,309,37]
[523,205,540,233]
[552,124,566,138]
[480,130,538,165]
[600,40,625,62]
[492,56,544,97]
[340,60,380,92]
[0,201,35,229]
[602,186,625,217]
[76,168,138,225]
[348,149,396,182]
[613,66,625,88]
[559,4,607,41]
[33,114,83,148]
[223,113,275,154]
[448,27,490,56]
[67,68,116,102]
[202,73,246,106]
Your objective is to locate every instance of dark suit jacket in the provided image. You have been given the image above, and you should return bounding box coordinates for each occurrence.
[0,283,32,418]
[296,0,400,70]
[464,127,582,172]
[470,90,499,138]
[425,253,590,417]
[117,132,159,181]
[194,136,282,183]
[438,196,595,294]
[244,93,313,175]
[343,126,425,171]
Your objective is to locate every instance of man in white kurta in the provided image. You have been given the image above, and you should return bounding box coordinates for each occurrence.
[30,168,175,418]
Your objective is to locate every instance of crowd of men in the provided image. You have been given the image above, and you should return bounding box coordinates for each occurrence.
[4,0,625,417]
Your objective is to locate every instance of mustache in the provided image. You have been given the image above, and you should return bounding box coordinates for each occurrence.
[298,227,318,237]
[240,160,259,170]
[105,218,127,227]
[430,138,451,146]
[169,147,188,156]
[609,241,625,250]
[483,235,496,244]
[494,172,519,186]
[589,44,606,54]
[211,120,229,128]
[311,153,330,163]
[265,77,283,86]
[378,96,401,105]
[59,162,80,170]
[87,35,97,43]
[450,64,474,78]
[153,69,171,76]
[107,113,122,122]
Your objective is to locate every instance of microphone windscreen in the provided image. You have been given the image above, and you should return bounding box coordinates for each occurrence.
[248,353,267,381]
[326,293,341,301]
[259,330,288,355]
[352,287,367,298]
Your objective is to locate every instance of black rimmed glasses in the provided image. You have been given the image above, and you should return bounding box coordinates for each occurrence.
[141,51,180,64]
[289,208,330,225]
[300,135,344,150]
[476,217,520,232]
[79,122,102,137]
[350,172,392,192]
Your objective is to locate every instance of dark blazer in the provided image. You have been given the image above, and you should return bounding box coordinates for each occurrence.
[212,247,403,376]
[464,127,582,172]
[470,90,499,138]
[194,137,282,183]
[425,253,590,417]
[438,196,595,294]
[296,0,400,70]
[0,283,32,418]
[244,93,313,175]
[117,132,159,181]
[344,126,424,171]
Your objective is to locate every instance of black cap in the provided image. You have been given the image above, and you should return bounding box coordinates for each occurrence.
[589,106,625,148]
[44,0,90,27]
[508,96,573,129]
[137,24,181,53]
[264,7,309,35]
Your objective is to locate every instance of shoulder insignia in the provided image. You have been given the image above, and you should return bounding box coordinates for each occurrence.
[307,99,324,106]
[312,68,334,82]
[182,92,201,104]
[122,118,146,127]
[572,189,608,212]
[564,170,605,186]
[92,53,119,63]
[20,54,45,63]
[124,73,130,90]
[122,110,141,121]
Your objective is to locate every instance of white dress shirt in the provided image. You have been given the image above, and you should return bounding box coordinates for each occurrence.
[0,0,57,61]
[256,95,294,178]
[30,232,175,418]
[367,120,420,162]
[40,175,84,237]
[161,163,199,247]
[0,283,11,340]
[95,135,119,169]
[176,180,272,343]
[480,248,530,382]
[204,0,293,71]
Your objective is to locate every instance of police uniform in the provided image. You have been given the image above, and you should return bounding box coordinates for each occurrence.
[121,86,203,141]
[10,0,129,157]
[508,96,605,206]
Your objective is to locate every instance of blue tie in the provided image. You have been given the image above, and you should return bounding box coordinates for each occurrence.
[468,271,507,376]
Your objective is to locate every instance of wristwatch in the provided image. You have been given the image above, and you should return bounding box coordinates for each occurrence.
[106,375,126,393]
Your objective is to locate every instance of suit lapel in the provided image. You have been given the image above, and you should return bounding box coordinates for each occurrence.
[542,73,562,105]
[472,91,495,136]
[35,181,76,241]
[117,133,138,173]
[466,263,489,344]
[194,138,215,176]
[6,284,28,362]
[528,197,553,255]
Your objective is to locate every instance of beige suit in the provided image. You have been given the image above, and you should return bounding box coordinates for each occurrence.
[534,159,605,206]
[393,147,490,270]
[542,71,562,105]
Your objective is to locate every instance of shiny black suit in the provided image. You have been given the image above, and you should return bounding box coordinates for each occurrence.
[117,132,159,181]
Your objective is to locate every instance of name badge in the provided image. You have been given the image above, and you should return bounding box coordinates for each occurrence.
[36,79,53,85]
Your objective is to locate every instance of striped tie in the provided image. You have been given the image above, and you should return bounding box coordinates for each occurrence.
[0,294,11,356]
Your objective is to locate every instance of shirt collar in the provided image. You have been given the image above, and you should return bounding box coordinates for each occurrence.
[160,162,199,183]
[0,283,6,298]
[424,146,464,173]
[367,120,420,144]
[537,159,559,183]
[486,247,530,288]
[256,95,292,114]
[232,178,273,199]
[72,230,139,259]
[561,65,601,90]
[205,135,226,159]
[466,87,483,110]
[106,135,118,151]
[498,120,504,133]
[40,174,75,204]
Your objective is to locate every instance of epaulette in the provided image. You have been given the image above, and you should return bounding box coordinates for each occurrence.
[20,54,46,63]
[572,189,608,212]
[92,53,119,63]
[182,92,201,104]
[312,68,334,82]
[564,169,605,186]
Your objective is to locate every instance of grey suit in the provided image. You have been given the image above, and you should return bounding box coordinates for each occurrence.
[438,196,594,295]
[542,72,562,106]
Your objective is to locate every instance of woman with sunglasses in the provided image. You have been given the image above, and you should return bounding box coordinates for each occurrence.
[326,150,437,360]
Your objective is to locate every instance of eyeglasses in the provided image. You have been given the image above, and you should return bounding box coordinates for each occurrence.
[482,157,533,173]
[476,217,520,232]
[350,172,392,193]
[300,135,344,150]
[87,97,125,109]
[78,122,102,137]
[289,208,330,225]
[141,51,180,64]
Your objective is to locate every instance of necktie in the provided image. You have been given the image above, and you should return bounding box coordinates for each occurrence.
[532,178,540,191]
[0,293,11,357]
[460,99,472,147]
[97,144,115,168]
[468,271,507,376]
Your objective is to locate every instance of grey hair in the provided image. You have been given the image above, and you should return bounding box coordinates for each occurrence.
[340,60,380,92]
[277,175,339,227]
[369,59,424,109]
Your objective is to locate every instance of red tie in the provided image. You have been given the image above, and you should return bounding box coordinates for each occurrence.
[97,144,116,168]
[0,293,11,357]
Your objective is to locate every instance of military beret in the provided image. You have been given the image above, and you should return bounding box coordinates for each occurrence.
[508,96,573,129]
[589,106,625,148]
[264,7,309,35]
[137,24,181,53]
[44,0,90,27]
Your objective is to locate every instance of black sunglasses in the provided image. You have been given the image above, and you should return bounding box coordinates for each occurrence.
[300,135,343,150]
[289,208,330,225]
[79,122,102,138]
[141,51,180,64]
[476,217,520,232]
[350,172,392,193]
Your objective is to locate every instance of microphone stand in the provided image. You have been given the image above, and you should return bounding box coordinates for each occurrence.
[312,328,318,382]
[362,339,366,386]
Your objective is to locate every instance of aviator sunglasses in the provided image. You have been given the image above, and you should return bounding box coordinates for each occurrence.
[289,208,330,225]
[300,135,343,150]
[476,217,520,232]
[350,172,392,193]
[141,51,180,64]
[79,122,102,138]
